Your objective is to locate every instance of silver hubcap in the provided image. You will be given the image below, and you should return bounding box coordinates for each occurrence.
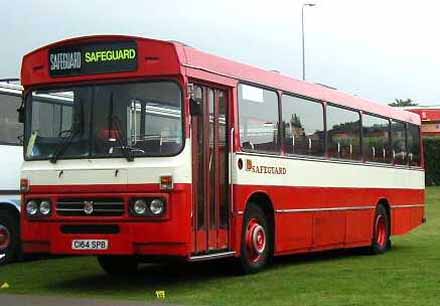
[252,225,266,254]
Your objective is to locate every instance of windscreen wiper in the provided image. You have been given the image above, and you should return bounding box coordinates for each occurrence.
[109,93,134,162]
[110,115,134,162]
[50,97,84,164]
[50,128,80,164]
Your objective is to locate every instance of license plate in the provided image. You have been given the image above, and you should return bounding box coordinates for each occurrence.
[72,239,108,250]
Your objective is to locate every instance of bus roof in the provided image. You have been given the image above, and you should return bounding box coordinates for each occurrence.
[0,81,22,95]
[21,35,420,125]
[180,43,420,125]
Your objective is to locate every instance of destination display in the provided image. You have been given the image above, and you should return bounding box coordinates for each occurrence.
[49,41,138,77]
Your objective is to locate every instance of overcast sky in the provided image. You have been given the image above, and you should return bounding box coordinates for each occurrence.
[2,0,439,105]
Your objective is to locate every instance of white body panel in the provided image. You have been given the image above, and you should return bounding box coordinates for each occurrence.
[0,85,23,212]
[21,139,192,186]
[233,152,425,190]
[0,85,23,211]
[0,145,22,192]
[22,142,425,191]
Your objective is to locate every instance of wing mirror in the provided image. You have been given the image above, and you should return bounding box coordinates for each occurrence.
[188,83,203,116]
[17,105,25,124]
[190,97,202,116]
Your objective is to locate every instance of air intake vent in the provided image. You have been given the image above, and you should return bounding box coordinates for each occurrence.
[56,198,124,216]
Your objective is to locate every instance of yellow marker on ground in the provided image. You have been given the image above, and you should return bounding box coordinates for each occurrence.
[1,282,10,289]
[155,290,166,299]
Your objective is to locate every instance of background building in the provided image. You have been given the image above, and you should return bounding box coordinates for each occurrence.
[404,106,440,136]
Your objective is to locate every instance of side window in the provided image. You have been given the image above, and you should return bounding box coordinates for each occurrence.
[391,120,407,165]
[407,124,421,167]
[362,114,391,163]
[0,93,23,145]
[327,105,361,160]
[122,82,183,156]
[281,94,325,156]
[238,84,279,153]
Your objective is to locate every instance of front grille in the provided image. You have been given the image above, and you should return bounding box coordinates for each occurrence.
[56,198,125,216]
[60,224,120,234]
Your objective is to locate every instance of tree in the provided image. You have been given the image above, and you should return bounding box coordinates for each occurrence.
[388,98,418,107]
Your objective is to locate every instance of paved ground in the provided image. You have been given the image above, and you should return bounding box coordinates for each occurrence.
[0,294,180,306]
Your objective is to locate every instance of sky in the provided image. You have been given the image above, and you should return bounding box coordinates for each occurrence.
[1,0,439,105]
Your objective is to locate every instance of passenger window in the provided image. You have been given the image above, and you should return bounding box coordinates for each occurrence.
[407,124,421,167]
[238,84,279,153]
[362,114,391,163]
[327,105,361,160]
[281,94,325,156]
[391,121,407,165]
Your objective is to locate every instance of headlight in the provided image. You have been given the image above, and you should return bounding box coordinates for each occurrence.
[39,200,51,215]
[133,199,147,215]
[26,200,38,216]
[150,199,165,215]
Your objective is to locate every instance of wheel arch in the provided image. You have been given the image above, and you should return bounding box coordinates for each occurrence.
[0,202,20,220]
[0,201,22,264]
[244,191,275,251]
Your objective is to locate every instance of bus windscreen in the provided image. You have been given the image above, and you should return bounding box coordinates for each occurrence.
[25,81,183,161]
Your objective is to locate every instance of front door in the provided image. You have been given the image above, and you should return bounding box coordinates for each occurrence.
[191,85,229,254]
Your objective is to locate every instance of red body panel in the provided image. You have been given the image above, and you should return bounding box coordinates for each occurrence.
[21,35,183,87]
[233,185,424,255]
[22,181,425,257]
[22,184,192,256]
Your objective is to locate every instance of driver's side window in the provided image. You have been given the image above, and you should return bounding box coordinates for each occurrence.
[126,83,183,156]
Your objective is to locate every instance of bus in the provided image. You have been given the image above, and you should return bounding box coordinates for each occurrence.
[19,35,424,274]
[0,80,23,265]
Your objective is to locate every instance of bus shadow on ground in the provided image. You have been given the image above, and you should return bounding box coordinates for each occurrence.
[51,260,240,293]
[48,245,412,293]
[272,243,413,267]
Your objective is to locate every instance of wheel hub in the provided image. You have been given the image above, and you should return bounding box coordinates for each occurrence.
[246,219,266,262]
[375,215,387,247]
[252,225,266,254]
[0,225,11,250]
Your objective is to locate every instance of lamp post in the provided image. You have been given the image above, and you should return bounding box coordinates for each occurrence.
[302,3,316,81]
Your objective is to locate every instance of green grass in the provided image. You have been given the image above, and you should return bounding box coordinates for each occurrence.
[1,187,439,306]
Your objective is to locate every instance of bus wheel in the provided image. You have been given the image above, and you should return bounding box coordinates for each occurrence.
[97,255,138,275]
[0,211,19,265]
[370,204,390,255]
[239,203,272,274]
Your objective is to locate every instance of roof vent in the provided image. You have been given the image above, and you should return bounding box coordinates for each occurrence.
[315,82,337,90]
[168,40,192,48]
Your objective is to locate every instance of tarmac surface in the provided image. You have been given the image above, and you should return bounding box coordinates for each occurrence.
[0,294,180,306]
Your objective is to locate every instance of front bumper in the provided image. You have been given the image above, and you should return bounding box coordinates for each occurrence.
[22,221,190,256]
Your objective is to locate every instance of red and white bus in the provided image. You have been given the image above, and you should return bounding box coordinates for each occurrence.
[20,35,424,274]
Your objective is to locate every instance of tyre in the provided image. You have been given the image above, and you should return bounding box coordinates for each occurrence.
[97,255,139,275]
[0,210,20,265]
[370,204,391,254]
[239,203,272,274]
